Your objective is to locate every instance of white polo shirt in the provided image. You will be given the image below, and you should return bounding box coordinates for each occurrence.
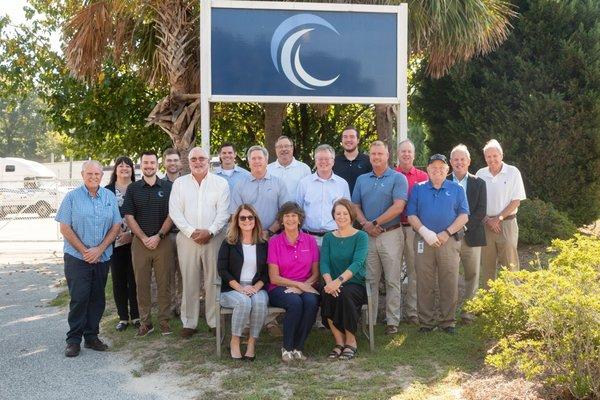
[267,157,311,198]
[476,162,526,216]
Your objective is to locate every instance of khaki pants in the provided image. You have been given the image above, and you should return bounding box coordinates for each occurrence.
[131,236,173,325]
[459,239,481,318]
[480,218,519,289]
[168,232,183,314]
[402,226,418,319]
[414,234,461,329]
[176,231,222,329]
[366,228,404,326]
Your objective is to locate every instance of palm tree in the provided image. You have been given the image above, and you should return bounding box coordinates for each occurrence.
[64,0,515,160]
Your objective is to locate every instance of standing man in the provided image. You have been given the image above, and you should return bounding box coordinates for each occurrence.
[56,160,121,357]
[123,152,174,337]
[169,147,230,337]
[231,145,290,235]
[448,144,487,323]
[214,142,250,191]
[407,154,469,334]
[296,144,350,245]
[476,139,526,288]
[267,135,311,198]
[395,139,429,324]
[333,126,372,195]
[352,141,408,335]
[163,148,182,182]
[162,148,183,318]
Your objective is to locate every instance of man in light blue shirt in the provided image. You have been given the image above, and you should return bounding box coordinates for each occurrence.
[55,160,121,357]
[352,141,408,335]
[296,144,350,245]
[213,143,250,191]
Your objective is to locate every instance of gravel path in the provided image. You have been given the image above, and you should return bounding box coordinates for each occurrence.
[0,249,194,400]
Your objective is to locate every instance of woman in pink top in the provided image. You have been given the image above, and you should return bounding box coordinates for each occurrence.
[268,202,320,363]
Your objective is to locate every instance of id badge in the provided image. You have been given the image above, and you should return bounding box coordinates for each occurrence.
[417,240,425,254]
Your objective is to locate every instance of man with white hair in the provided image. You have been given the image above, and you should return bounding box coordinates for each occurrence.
[296,144,350,245]
[448,144,487,322]
[56,161,122,357]
[169,147,230,337]
[476,139,526,288]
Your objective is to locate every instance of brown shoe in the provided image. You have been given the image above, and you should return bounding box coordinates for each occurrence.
[64,343,80,357]
[136,323,154,337]
[180,328,198,338]
[84,338,108,351]
[385,325,399,335]
[160,321,172,336]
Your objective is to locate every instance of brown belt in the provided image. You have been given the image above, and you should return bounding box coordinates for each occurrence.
[502,214,517,220]
[382,223,402,232]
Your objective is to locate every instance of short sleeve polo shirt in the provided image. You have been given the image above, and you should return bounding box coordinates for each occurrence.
[121,178,172,237]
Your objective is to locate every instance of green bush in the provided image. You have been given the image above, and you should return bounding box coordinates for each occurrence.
[518,198,577,245]
[466,234,600,398]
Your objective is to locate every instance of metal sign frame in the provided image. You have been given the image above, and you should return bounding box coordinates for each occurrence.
[200,0,408,152]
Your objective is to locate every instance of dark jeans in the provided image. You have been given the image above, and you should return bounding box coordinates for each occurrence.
[110,244,139,322]
[269,286,320,351]
[64,253,110,344]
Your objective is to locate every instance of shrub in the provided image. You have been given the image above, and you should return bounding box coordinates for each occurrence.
[466,234,600,398]
[518,198,577,245]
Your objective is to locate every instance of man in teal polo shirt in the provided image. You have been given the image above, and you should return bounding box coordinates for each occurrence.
[407,154,469,334]
[352,141,408,335]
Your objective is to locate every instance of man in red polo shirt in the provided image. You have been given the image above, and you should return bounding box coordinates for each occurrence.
[395,139,428,324]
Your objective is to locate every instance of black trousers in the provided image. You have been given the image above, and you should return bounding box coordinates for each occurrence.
[64,253,110,344]
[320,283,367,335]
[110,244,139,322]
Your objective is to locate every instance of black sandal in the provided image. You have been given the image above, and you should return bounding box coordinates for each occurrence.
[338,345,357,360]
[328,344,345,359]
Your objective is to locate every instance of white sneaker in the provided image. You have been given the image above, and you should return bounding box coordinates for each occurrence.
[281,348,294,363]
[292,349,307,361]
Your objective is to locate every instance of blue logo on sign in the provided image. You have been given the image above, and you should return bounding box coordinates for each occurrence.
[270,14,340,91]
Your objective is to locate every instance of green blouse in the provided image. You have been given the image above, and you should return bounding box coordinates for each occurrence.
[319,230,369,286]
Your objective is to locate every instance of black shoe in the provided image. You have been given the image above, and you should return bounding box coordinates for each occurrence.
[65,343,80,357]
[418,327,434,333]
[442,326,456,335]
[84,338,108,351]
[115,321,128,332]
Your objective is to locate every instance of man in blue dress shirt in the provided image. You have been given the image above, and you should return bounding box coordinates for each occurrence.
[55,160,121,357]
[407,154,469,334]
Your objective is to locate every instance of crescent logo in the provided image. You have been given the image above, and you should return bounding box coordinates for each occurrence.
[270,14,340,90]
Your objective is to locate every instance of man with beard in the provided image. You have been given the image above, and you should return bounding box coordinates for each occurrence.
[333,126,372,195]
[162,148,182,183]
[267,136,311,198]
[214,143,250,191]
[123,152,174,336]
[170,147,230,337]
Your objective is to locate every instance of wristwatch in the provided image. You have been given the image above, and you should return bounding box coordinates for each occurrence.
[158,232,165,239]
[498,215,504,221]
[372,219,378,226]
[337,276,344,283]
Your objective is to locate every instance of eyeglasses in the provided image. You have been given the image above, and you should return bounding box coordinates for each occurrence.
[238,215,255,221]
[190,157,208,163]
[276,144,292,149]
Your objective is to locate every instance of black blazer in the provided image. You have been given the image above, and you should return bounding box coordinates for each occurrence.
[447,173,487,247]
[217,240,269,292]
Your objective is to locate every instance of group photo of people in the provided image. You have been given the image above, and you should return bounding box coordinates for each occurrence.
[55,127,526,362]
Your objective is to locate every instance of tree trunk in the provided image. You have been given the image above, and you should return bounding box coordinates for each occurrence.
[263,103,287,162]
[375,104,397,166]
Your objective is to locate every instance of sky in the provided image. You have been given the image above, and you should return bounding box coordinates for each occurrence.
[2,0,62,52]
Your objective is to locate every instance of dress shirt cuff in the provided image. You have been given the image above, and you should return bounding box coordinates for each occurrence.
[181,226,195,238]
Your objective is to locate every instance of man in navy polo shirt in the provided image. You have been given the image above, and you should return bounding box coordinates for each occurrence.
[407,154,469,334]
[352,141,408,335]
[56,160,122,357]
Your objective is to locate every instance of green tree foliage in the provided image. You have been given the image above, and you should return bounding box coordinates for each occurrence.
[413,0,600,224]
[466,234,600,398]
[517,198,577,245]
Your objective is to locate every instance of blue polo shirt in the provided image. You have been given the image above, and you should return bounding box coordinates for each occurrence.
[406,180,470,233]
[352,168,408,229]
[55,185,122,262]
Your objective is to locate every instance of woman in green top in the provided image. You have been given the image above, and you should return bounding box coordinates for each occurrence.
[320,198,369,360]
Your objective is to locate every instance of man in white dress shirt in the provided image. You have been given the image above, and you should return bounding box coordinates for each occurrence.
[296,144,350,246]
[169,147,230,338]
[476,139,526,288]
[267,135,311,197]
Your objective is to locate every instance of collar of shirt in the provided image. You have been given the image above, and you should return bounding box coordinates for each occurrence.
[368,167,394,178]
[425,179,451,191]
[273,158,299,170]
[282,231,307,247]
[480,162,507,178]
[452,173,468,185]
[141,177,164,188]
[215,165,242,174]
[80,185,102,198]
[311,171,337,183]
[249,172,272,182]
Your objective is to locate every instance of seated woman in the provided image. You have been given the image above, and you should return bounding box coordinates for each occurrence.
[320,198,368,360]
[267,202,320,362]
[217,204,269,361]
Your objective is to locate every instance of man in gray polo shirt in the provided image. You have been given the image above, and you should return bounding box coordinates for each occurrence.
[230,145,290,236]
[352,141,408,335]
